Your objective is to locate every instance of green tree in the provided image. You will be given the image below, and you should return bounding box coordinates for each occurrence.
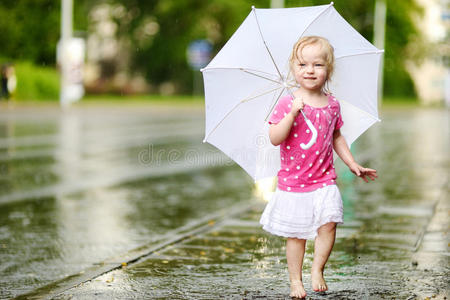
[287,0,423,98]
[0,0,92,65]
[108,0,269,93]
[383,0,423,97]
[0,0,424,98]
[107,0,423,97]
[0,0,60,65]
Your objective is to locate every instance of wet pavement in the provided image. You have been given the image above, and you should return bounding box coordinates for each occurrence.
[0,103,448,299]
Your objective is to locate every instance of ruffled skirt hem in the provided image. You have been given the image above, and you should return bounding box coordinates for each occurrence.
[259,185,343,240]
[261,215,343,240]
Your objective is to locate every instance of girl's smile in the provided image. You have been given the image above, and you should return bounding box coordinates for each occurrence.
[292,44,328,92]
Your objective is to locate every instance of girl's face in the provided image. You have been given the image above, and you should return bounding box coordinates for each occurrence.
[292,43,328,92]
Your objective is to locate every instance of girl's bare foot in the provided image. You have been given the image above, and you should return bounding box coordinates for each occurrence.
[311,269,328,292]
[290,279,307,298]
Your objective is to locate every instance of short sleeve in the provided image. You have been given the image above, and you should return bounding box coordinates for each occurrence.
[268,95,292,125]
[335,100,344,130]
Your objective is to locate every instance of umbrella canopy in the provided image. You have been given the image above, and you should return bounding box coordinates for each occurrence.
[201,2,383,181]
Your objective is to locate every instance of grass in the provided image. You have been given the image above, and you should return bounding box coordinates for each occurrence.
[11,61,59,101]
[381,96,420,109]
[4,94,432,111]
[81,93,204,107]
[380,96,447,110]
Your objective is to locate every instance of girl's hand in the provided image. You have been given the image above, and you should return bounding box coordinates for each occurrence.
[289,97,304,118]
[348,162,377,183]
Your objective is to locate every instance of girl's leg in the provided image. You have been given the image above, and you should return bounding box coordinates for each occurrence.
[286,237,307,298]
[311,222,337,292]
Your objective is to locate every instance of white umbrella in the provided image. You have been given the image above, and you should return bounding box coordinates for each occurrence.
[201,2,383,181]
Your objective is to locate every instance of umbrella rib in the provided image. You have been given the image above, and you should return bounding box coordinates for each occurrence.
[264,87,286,122]
[241,69,281,85]
[299,2,334,38]
[240,86,283,103]
[202,66,281,84]
[335,50,384,60]
[204,86,283,142]
[340,99,381,122]
[251,7,283,80]
[202,67,276,78]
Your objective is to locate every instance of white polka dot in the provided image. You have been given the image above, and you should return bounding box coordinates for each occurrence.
[323,183,327,187]
[334,112,337,115]
[319,125,322,130]
[296,166,300,170]
[288,104,291,108]
[320,159,323,163]
[294,134,298,138]
[274,110,278,114]
[316,113,320,118]
[309,163,313,167]
[308,174,312,177]
[281,157,284,160]
[322,168,326,172]
[316,151,319,155]
[295,175,298,179]
[283,178,287,182]
[324,135,326,139]
[301,154,305,159]
[286,168,289,171]
[301,184,305,188]
[313,180,317,183]
[331,179,334,182]
[294,122,297,126]
[306,129,310,134]
[287,146,290,150]
[326,172,330,175]
[329,120,331,124]
[287,187,291,191]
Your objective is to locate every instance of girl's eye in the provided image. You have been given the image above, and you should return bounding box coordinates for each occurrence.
[315,64,324,67]
[299,63,306,67]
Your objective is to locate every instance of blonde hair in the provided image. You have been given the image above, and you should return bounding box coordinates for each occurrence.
[289,36,335,88]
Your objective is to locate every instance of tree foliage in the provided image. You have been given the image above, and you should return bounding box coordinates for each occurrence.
[0,0,92,65]
[107,0,270,93]
[0,0,60,65]
[107,0,423,96]
[0,0,424,97]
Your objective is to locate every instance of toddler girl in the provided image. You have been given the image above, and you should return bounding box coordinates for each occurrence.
[259,36,377,298]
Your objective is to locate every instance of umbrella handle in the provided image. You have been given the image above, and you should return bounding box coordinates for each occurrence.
[285,90,317,149]
[300,110,317,150]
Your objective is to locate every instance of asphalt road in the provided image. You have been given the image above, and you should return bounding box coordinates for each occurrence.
[0,103,448,299]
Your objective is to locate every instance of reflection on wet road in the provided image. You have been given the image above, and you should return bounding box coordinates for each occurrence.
[0,105,448,299]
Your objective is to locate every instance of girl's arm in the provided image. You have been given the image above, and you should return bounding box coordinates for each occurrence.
[269,97,304,146]
[333,129,377,182]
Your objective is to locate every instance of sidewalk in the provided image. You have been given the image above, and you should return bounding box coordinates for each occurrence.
[5,106,449,300]
[22,183,448,299]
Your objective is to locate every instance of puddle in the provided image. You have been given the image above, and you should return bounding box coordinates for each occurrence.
[1,106,448,299]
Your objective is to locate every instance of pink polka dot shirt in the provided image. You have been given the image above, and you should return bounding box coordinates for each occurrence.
[269,94,344,193]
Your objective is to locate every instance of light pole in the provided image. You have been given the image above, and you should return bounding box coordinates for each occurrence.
[374,0,386,102]
[60,0,73,107]
[271,0,284,8]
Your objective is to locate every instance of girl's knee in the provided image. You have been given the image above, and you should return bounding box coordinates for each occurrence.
[287,237,306,244]
[319,222,336,233]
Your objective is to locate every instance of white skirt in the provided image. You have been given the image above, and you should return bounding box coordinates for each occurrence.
[259,185,343,240]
